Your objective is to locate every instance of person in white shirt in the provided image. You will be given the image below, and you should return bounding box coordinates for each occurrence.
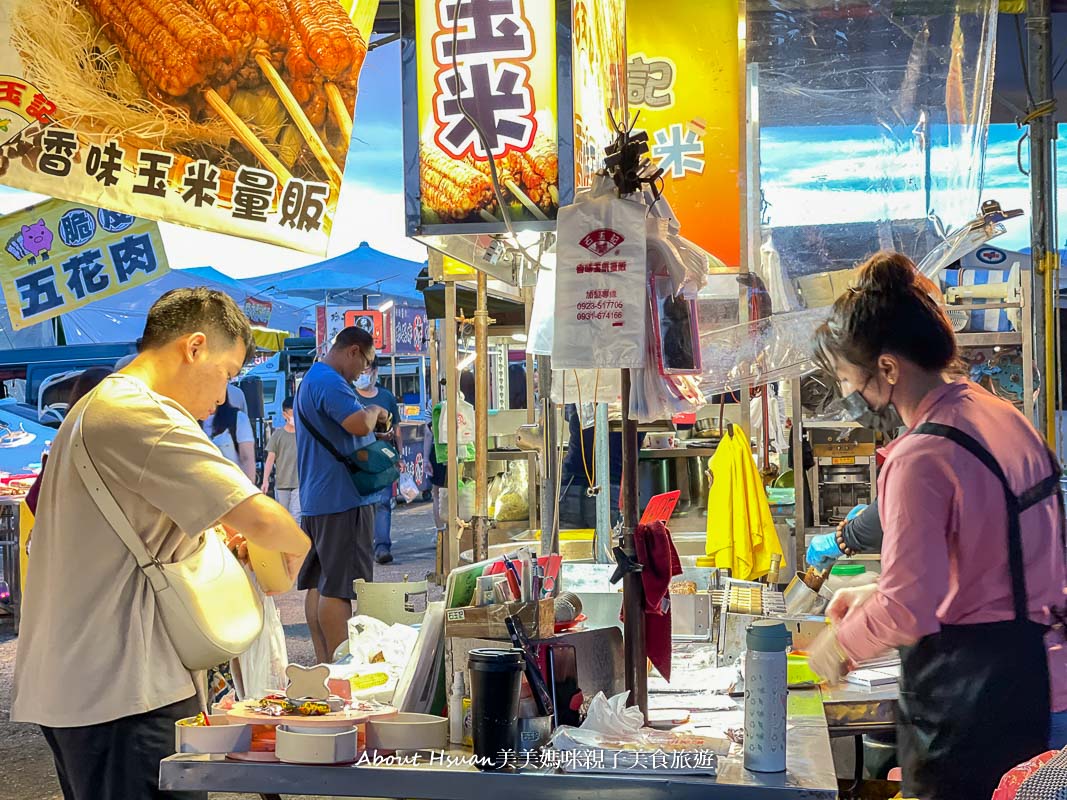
[11,288,310,800]
[203,397,256,481]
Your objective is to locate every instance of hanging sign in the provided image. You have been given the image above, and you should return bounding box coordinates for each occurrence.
[626,0,743,266]
[0,0,369,255]
[316,305,385,352]
[391,305,428,355]
[0,197,169,330]
[405,0,559,232]
[243,296,273,326]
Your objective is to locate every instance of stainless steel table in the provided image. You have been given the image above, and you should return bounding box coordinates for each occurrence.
[159,691,837,799]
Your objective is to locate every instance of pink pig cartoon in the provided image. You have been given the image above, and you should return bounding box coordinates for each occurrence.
[21,219,53,265]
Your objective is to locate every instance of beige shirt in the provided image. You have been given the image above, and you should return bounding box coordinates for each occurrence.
[11,374,258,727]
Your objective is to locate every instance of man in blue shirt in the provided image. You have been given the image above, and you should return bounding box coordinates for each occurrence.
[295,327,388,663]
[356,360,402,565]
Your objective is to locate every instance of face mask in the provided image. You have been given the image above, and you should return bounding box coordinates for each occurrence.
[841,378,903,435]
[355,374,373,391]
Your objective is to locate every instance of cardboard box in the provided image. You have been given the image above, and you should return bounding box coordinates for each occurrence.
[443,599,554,641]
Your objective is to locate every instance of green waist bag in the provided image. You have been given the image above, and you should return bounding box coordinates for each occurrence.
[298,404,400,496]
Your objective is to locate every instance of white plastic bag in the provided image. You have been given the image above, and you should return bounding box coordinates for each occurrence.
[234,572,288,700]
[553,177,648,369]
[397,472,420,503]
[492,460,530,522]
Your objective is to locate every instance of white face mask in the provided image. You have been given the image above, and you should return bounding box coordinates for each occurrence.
[355,374,374,391]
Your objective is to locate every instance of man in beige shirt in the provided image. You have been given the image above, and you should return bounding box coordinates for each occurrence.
[11,288,310,800]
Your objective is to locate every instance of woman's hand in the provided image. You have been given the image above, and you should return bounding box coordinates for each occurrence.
[222,525,249,565]
[826,583,880,625]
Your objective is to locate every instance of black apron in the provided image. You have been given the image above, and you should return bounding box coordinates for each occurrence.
[896,422,1061,800]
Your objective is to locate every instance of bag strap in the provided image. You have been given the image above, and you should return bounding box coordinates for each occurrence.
[912,422,1031,621]
[68,401,170,594]
[296,385,352,468]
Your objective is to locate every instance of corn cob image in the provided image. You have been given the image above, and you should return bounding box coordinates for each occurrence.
[420,148,496,221]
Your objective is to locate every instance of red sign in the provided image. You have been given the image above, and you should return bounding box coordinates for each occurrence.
[579,228,624,256]
[344,309,385,350]
[640,490,681,525]
[243,295,272,326]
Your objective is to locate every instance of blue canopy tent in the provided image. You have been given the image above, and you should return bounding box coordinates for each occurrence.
[246,241,426,307]
[51,269,308,345]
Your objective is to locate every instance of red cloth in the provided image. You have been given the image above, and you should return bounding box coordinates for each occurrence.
[633,521,682,681]
[25,455,46,516]
[992,751,1058,800]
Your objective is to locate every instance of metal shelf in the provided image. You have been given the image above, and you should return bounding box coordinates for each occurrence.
[800,420,861,429]
[957,332,1023,347]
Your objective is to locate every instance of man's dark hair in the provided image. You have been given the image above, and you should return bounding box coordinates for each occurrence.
[332,326,374,353]
[282,395,294,411]
[141,288,255,363]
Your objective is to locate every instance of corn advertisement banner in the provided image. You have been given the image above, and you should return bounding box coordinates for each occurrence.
[1,197,170,330]
[570,0,626,191]
[627,0,743,267]
[0,0,374,255]
[406,0,559,233]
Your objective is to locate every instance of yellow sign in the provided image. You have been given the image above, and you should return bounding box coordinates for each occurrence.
[1,198,169,330]
[409,0,559,229]
[626,0,744,266]
[0,0,371,255]
[831,457,856,465]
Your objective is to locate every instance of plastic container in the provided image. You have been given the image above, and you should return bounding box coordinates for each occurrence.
[744,620,791,773]
[275,725,359,765]
[174,714,252,754]
[823,563,878,597]
[366,713,448,754]
[468,648,524,770]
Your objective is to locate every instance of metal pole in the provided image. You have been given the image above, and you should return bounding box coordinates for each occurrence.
[472,271,491,562]
[538,355,558,558]
[445,283,459,574]
[594,402,612,563]
[620,369,647,721]
[1026,0,1059,445]
[524,288,539,533]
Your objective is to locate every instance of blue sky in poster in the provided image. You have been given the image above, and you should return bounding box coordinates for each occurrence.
[0,40,1061,277]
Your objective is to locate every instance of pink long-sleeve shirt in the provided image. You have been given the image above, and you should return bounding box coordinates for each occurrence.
[836,380,1067,710]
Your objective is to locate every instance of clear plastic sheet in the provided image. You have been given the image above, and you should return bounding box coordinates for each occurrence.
[697,0,998,395]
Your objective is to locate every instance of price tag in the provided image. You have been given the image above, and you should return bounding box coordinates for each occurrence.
[640,490,681,524]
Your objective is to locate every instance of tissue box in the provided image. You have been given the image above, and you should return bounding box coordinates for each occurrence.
[444,599,554,640]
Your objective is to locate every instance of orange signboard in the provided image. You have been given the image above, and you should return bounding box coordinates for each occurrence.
[627,0,743,267]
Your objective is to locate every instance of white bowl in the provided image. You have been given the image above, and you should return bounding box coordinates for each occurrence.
[275,725,360,765]
[365,713,448,754]
[174,714,252,754]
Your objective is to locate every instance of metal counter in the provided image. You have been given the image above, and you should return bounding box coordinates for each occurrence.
[820,683,898,738]
[159,691,837,798]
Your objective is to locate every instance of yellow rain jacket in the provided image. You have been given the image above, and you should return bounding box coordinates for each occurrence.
[705,425,783,580]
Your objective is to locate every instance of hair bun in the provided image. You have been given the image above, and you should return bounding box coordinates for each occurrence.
[855,251,919,296]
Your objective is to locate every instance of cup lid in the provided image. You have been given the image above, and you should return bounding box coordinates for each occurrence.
[831,564,866,576]
[468,648,524,665]
[746,620,792,652]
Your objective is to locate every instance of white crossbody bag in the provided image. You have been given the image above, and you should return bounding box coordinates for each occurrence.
[69,407,263,671]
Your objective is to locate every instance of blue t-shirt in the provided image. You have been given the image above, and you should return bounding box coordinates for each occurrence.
[296,362,376,516]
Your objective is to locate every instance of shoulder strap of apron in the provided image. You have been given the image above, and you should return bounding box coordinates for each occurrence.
[912,422,1055,622]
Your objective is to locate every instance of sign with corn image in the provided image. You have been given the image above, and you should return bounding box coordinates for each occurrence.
[0,0,376,255]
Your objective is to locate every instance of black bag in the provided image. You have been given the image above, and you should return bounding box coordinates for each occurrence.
[297,398,400,496]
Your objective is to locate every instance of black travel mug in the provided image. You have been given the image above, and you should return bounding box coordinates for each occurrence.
[467,648,525,770]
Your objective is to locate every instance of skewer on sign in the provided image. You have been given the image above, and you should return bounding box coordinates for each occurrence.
[505,179,549,221]
[204,89,293,185]
[324,83,353,145]
[254,52,343,185]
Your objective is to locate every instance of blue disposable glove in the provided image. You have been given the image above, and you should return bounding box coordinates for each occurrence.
[845,504,868,522]
[806,533,843,570]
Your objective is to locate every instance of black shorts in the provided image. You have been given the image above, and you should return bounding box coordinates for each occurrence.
[41,695,205,800]
[298,505,375,599]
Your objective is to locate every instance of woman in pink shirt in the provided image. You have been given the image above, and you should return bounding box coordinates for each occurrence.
[807,252,1065,800]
